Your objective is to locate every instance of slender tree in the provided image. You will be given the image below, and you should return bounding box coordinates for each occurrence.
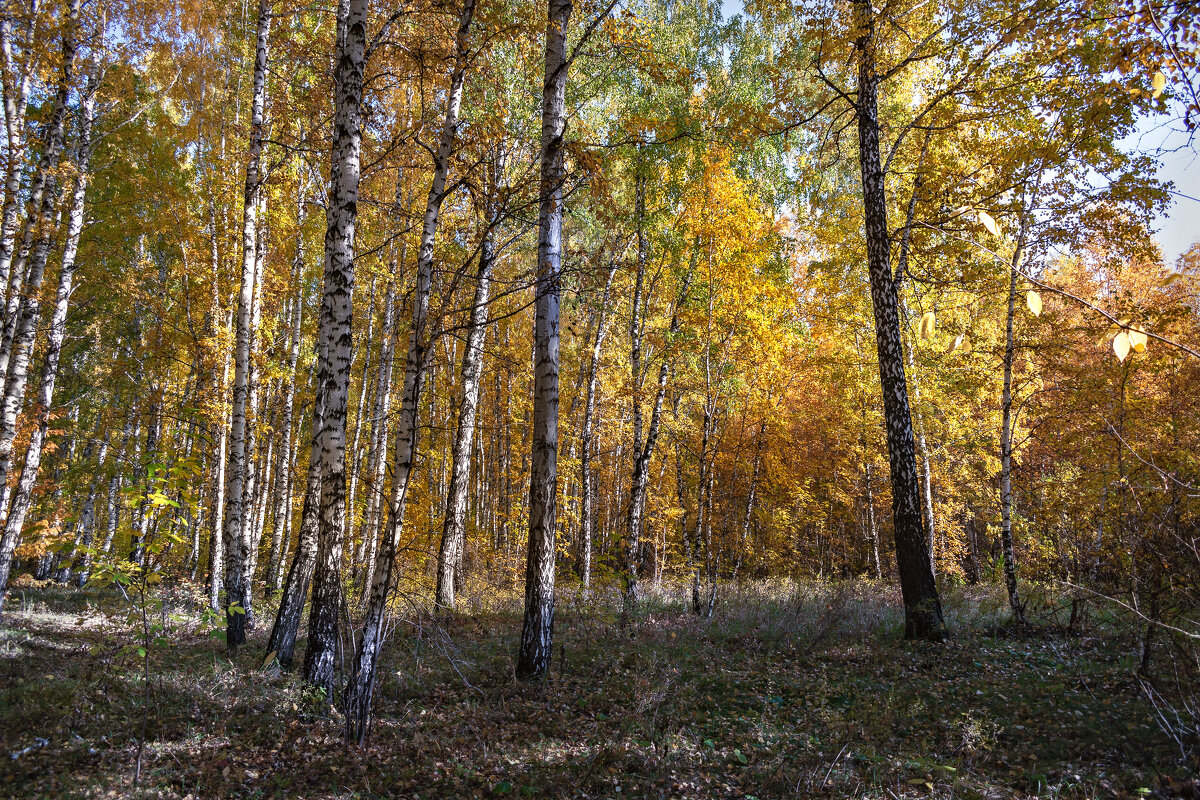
[222,0,271,647]
[346,0,476,740]
[436,140,501,610]
[517,0,573,681]
[851,0,944,640]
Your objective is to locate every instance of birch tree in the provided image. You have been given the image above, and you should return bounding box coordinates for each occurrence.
[302,0,370,692]
[0,72,97,572]
[436,140,502,611]
[345,0,476,740]
[517,0,573,681]
[850,0,944,640]
[223,0,271,649]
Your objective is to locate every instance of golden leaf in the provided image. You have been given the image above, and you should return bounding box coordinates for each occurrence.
[1152,70,1166,99]
[1129,325,1148,353]
[919,311,936,339]
[1026,290,1042,316]
[1113,331,1131,361]
[978,210,1000,236]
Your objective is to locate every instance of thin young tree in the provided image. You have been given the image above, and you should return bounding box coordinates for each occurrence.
[346,0,476,740]
[436,140,503,610]
[223,0,272,648]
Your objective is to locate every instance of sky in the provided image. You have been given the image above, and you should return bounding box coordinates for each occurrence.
[1132,120,1199,265]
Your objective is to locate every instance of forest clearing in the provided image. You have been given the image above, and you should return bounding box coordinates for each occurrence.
[0,0,1197,796]
[1,582,1192,798]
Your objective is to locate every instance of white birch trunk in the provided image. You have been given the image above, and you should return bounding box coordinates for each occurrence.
[0,77,95,599]
[517,0,573,681]
[345,0,475,740]
[0,0,78,529]
[223,0,271,648]
[302,0,368,692]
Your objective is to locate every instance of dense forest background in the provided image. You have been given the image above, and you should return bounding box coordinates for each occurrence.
[0,0,1199,796]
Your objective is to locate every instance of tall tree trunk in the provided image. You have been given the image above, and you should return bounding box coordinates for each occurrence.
[302,0,368,693]
[864,458,881,579]
[267,217,306,595]
[243,194,270,623]
[346,280,376,577]
[577,264,618,591]
[0,0,78,532]
[223,0,271,648]
[358,258,398,597]
[517,0,572,681]
[998,259,1026,626]
[345,0,475,741]
[266,385,323,669]
[0,5,36,316]
[0,76,95,599]
[998,196,1038,627]
[436,148,499,610]
[625,260,690,615]
[434,240,491,609]
[852,0,944,641]
[208,316,232,609]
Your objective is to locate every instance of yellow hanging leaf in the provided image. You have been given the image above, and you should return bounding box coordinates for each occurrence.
[1113,330,1131,361]
[1152,70,1166,99]
[978,210,1000,236]
[1026,290,1042,316]
[1162,272,1179,286]
[961,336,972,355]
[948,333,964,353]
[919,311,936,339]
[1129,325,1148,353]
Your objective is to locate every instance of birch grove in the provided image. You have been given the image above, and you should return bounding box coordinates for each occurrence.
[0,0,1194,765]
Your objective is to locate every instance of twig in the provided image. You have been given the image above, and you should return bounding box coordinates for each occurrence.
[1054,579,1200,640]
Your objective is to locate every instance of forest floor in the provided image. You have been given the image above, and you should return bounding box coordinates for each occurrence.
[0,578,1194,799]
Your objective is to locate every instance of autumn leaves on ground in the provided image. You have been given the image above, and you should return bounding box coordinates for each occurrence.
[0,582,1188,799]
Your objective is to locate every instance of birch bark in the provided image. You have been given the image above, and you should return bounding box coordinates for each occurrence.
[0,0,78,525]
[0,76,96,596]
[436,142,500,610]
[517,0,572,681]
[223,0,271,649]
[302,0,368,691]
[577,264,617,591]
[345,0,475,740]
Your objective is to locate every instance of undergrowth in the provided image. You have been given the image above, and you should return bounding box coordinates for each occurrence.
[0,578,1193,799]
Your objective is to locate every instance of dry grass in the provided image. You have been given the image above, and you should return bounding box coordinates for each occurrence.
[0,578,1192,799]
